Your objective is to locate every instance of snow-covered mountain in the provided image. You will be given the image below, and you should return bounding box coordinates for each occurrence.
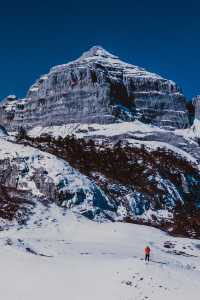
[0,45,199,239]
[0,46,189,131]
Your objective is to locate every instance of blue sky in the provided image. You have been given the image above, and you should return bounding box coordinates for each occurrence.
[0,0,200,100]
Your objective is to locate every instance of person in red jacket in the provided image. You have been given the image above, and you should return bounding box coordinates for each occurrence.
[144,246,151,262]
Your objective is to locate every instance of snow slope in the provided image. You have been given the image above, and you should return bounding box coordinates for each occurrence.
[0,212,199,300]
[28,120,165,139]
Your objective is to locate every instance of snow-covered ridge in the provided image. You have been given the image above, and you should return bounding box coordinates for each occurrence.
[28,120,199,164]
[28,120,165,139]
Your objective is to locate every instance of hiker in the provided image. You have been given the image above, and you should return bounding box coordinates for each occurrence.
[144,246,151,262]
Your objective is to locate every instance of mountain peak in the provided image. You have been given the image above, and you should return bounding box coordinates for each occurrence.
[79,45,118,60]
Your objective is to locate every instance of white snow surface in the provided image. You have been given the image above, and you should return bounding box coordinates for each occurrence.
[0,211,199,300]
[28,120,165,139]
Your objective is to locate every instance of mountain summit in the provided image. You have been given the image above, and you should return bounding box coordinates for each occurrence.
[79,45,119,59]
[0,46,189,131]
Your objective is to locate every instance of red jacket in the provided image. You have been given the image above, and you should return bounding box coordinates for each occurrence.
[145,247,151,254]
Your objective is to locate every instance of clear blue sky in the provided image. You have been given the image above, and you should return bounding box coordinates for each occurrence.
[0,0,199,100]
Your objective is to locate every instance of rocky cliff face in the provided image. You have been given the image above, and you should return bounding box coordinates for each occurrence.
[0,46,189,131]
[187,96,200,138]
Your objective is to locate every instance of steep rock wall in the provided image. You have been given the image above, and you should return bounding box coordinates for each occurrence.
[0,46,189,131]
